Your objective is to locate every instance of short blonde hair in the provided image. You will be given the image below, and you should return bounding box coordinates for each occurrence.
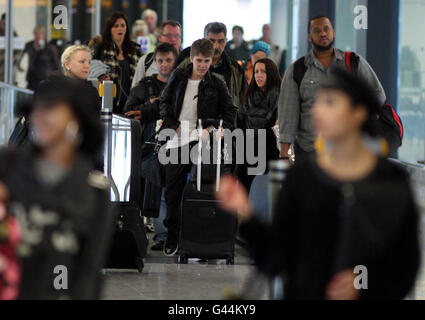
[61,45,91,72]
[132,19,149,38]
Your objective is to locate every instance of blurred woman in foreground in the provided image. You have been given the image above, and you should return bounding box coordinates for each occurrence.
[0,76,114,299]
[217,68,420,300]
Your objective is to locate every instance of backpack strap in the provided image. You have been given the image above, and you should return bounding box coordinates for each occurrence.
[385,103,404,140]
[144,52,155,71]
[293,57,307,89]
[345,51,360,75]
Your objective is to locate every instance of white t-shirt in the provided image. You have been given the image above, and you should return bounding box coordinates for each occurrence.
[166,79,201,149]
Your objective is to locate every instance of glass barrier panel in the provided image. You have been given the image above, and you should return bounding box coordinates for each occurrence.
[110,114,132,202]
[0,82,33,145]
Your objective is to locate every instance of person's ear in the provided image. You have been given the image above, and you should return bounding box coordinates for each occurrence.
[308,33,312,43]
[190,55,193,63]
[64,62,70,71]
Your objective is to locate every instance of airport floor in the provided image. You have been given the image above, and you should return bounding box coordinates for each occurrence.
[101,221,425,300]
[101,234,259,300]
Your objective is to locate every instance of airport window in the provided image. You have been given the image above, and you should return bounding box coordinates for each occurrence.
[398,0,425,165]
[182,0,271,48]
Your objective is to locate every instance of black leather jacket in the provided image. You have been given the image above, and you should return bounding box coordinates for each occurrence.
[124,75,166,123]
[159,64,237,130]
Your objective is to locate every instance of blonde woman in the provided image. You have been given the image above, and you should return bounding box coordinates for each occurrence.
[61,44,92,80]
[60,45,101,113]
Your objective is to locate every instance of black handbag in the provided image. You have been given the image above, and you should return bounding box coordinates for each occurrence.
[140,127,166,187]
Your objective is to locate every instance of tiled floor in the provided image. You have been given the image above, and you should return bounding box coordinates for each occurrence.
[101,200,425,300]
[101,238,259,300]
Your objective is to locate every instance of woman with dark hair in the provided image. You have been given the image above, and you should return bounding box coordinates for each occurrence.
[0,75,115,299]
[218,68,420,300]
[237,58,281,191]
[90,12,142,114]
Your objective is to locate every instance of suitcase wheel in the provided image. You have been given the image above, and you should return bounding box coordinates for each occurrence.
[136,257,144,273]
[226,255,234,265]
[179,254,189,264]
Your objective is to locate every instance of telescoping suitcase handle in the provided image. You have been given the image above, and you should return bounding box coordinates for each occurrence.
[196,119,223,192]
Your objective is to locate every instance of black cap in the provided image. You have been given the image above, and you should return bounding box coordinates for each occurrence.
[28,75,104,156]
[321,67,381,117]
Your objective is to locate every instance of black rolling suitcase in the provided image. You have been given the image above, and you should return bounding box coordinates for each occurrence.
[178,120,236,265]
[108,203,147,272]
[106,117,148,272]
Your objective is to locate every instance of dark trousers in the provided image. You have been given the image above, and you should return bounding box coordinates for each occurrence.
[163,143,196,237]
[294,141,314,163]
[238,130,279,192]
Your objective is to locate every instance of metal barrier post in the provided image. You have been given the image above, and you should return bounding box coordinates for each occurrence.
[267,160,290,300]
[5,0,14,84]
[99,80,115,199]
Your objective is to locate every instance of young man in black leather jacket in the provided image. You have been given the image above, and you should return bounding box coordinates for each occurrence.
[159,38,237,255]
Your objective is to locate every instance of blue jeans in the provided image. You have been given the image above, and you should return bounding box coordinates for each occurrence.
[153,188,168,242]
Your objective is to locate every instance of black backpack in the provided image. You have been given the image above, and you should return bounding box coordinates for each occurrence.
[293,51,403,156]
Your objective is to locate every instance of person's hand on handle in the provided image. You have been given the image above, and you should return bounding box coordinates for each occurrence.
[215,127,224,140]
[325,269,360,300]
[216,175,253,222]
[124,110,142,120]
[149,97,160,105]
[201,128,210,142]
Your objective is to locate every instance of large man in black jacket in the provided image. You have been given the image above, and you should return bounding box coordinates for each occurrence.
[175,22,247,109]
[124,43,178,251]
[159,39,237,255]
